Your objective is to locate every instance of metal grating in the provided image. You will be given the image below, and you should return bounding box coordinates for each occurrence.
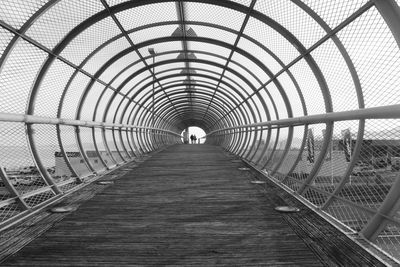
[1,0,400,262]
[0,0,48,30]
[0,39,47,114]
[25,0,104,50]
[34,59,76,117]
[337,7,400,109]
[254,0,326,49]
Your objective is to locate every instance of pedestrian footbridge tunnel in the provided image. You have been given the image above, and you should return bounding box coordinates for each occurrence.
[1,0,400,261]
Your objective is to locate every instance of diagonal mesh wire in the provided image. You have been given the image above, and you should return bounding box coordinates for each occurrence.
[25,0,104,50]
[79,126,106,173]
[23,190,55,208]
[60,72,92,119]
[59,125,91,178]
[0,0,48,30]
[0,122,49,196]
[337,7,400,109]
[0,203,21,224]
[266,127,289,171]
[0,39,47,114]
[301,0,369,29]
[254,0,326,48]
[274,126,306,180]
[31,124,84,194]
[82,37,131,75]
[324,198,373,232]
[312,121,358,194]
[376,223,400,260]
[0,28,14,55]
[303,187,330,207]
[60,17,121,67]
[34,59,75,117]
[310,38,359,112]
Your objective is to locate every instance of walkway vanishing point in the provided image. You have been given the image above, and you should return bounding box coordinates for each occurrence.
[0,145,389,266]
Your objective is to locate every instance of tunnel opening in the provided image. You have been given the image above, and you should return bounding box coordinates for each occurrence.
[0,0,400,263]
[180,126,206,144]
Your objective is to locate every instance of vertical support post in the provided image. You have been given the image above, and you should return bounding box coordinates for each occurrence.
[360,0,400,241]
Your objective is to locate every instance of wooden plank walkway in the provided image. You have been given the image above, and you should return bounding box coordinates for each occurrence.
[1,144,387,266]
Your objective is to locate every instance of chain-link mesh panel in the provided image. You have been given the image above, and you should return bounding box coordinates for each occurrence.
[121,68,152,97]
[258,89,277,121]
[376,223,400,260]
[246,128,261,162]
[238,37,283,76]
[303,187,329,206]
[99,50,141,85]
[122,101,135,125]
[105,128,124,163]
[79,82,107,121]
[0,28,14,55]
[283,175,302,192]
[113,129,130,161]
[83,37,130,75]
[312,121,358,194]
[274,126,306,180]
[324,198,372,232]
[0,122,48,196]
[25,0,104,50]
[129,129,141,155]
[114,98,129,124]
[23,190,55,208]
[244,17,300,66]
[0,39,47,114]
[337,7,400,108]
[254,0,326,49]
[242,127,255,159]
[268,127,289,171]
[130,24,179,45]
[301,0,369,29]
[60,72,91,119]
[95,89,115,122]
[190,25,238,47]
[0,0,48,30]
[264,83,288,119]
[79,127,106,172]
[59,125,91,178]
[256,128,277,169]
[31,124,82,194]
[283,124,325,191]
[60,17,121,67]
[94,128,116,167]
[120,129,135,158]
[105,94,123,123]
[334,119,399,210]
[311,38,359,112]
[187,2,246,31]
[229,53,263,91]
[105,0,129,7]
[34,59,75,117]
[276,72,304,117]
[288,59,327,115]
[227,0,252,7]
[0,203,21,224]
[116,2,177,30]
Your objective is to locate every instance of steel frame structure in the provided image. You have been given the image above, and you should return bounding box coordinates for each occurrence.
[1,0,400,261]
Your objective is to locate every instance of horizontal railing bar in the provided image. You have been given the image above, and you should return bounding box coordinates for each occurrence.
[0,197,18,209]
[208,104,400,134]
[0,113,181,136]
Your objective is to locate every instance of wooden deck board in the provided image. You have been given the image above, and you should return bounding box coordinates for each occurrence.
[1,144,386,266]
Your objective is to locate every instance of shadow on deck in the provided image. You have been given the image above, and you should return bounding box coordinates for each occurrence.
[0,144,388,266]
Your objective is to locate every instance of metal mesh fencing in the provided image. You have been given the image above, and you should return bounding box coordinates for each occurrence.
[1,0,400,262]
